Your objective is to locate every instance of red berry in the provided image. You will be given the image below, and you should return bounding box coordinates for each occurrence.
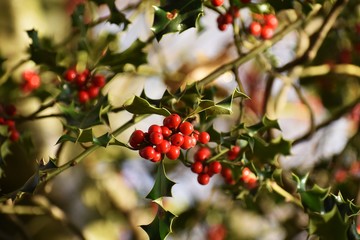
[229,6,240,18]
[221,167,233,179]
[0,117,5,124]
[209,161,222,174]
[261,25,274,39]
[192,130,199,140]
[5,120,15,129]
[211,0,224,7]
[264,14,278,29]
[22,70,37,81]
[194,147,211,162]
[245,176,257,189]
[148,124,162,134]
[76,73,87,86]
[64,69,77,82]
[163,114,181,129]
[249,21,262,37]
[198,132,210,144]
[129,130,145,148]
[242,167,251,178]
[78,90,90,103]
[181,135,194,150]
[191,161,203,174]
[139,146,156,160]
[207,224,227,240]
[151,151,163,162]
[5,105,17,116]
[149,132,163,145]
[87,85,100,98]
[197,173,210,185]
[223,13,233,24]
[227,145,240,160]
[166,145,180,160]
[92,75,106,88]
[161,126,172,138]
[155,140,171,153]
[179,122,193,135]
[10,130,20,142]
[170,133,184,146]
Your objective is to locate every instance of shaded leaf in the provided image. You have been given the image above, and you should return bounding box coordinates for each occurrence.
[56,134,77,144]
[151,0,203,40]
[93,133,113,147]
[20,172,40,194]
[146,161,175,200]
[124,95,171,116]
[141,203,176,240]
[248,3,273,14]
[89,0,130,28]
[26,29,57,66]
[0,140,11,159]
[77,128,93,143]
[246,115,281,133]
[39,158,58,171]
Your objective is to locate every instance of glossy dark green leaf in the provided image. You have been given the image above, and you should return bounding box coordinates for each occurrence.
[146,161,176,200]
[124,95,171,116]
[99,39,147,72]
[108,137,129,148]
[151,0,203,40]
[247,115,281,133]
[89,0,130,28]
[266,0,294,11]
[308,205,349,240]
[26,29,57,66]
[253,136,292,162]
[93,133,113,147]
[39,158,58,171]
[56,134,77,144]
[300,185,330,212]
[141,203,176,240]
[77,128,93,143]
[20,172,40,194]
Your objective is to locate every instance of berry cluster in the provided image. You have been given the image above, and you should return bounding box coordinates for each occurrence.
[216,6,240,31]
[63,67,106,104]
[129,114,210,163]
[249,14,278,40]
[21,70,41,93]
[0,104,20,142]
[191,147,223,185]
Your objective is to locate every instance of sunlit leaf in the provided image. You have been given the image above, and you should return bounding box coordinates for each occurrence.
[124,95,171,116]
[151,0,203,40]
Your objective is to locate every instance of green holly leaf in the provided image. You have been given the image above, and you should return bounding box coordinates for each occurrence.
[141,203,176,240]
[61,94,110,129]
[247,115,281,133]
[77,128,93,142]
[89,0,130,28]
[39,158,58,171]
[252,136,292,162]
[151,0,203,41]
[146,161,176,200]
[124,95,171,116]
[248,3,273,14]
[308,205,349,240]
[99,39,147,72]
[300,184,330,212]
[26,29,57,67]
[0,140,11,159]
[265,0,294,11]
[20,172,40,194]
[190,88,248,118]
[93,133,113,147]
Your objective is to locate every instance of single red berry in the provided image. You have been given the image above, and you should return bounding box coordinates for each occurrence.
[181,135,194,150]
[10,130,20,142]
[5,105,17,116]
[148,124,162,134]
[192,130,199,140]
[221,167,233,180]
[78,90,90,103]
[139,146,156,160]
[64,69,77,82]
[245,176,257,189]
[179,122,193,135]
[209,161,222,174]
[0,117,5,124]
[211,0,224,7]
[129,130,145,148]
[171,133,184,146]
[22,70,37,81]
[5,120,15,129]
[249,21,262,37]
[151,151,163,163]
[241,167,252,180]
[190,136,197,148]
[161,126,172,138]
[87,85,100,98]
[163,114,181,129]
[92,75,106,88]
[227,145,240,160]
[217,15,228,31]
[197,173,210,185]
[194,147,212,162]
[155,140,171,153]
[166,145,180,160]
[264,14,278,29]
[191,161,203,174]
[261,25,274,39]
[207,224,227,240]
[149,132,163,145]
[76,73,87,86]
[198,132,210,144]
